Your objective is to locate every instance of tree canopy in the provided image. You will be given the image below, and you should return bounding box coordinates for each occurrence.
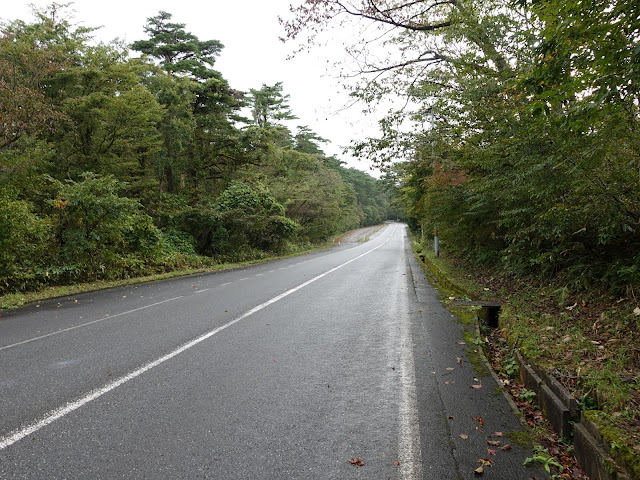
[282,0,640,291]
[131,11,224,78]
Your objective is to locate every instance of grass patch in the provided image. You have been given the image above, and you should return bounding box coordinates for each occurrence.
[0,240,335,309]
[357,225,385,243]
[412,240,488,300]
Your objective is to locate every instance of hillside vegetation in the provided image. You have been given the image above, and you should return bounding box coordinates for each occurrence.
[0,7,390,295]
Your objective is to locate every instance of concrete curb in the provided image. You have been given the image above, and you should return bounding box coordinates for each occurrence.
[516,345,632,480]
[416,251,467,298]
[516,352,575,439]
[574,414,631,480]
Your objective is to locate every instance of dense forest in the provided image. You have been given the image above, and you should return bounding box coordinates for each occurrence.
[2,1,638,296]
[284,0,640,293]
[0,7,391,294]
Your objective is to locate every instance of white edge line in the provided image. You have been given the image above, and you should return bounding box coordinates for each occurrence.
[0,297,184,352]
[0,226,396,451]
[397,232,423,479]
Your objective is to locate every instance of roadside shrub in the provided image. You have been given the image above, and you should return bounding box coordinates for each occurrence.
[214,181,299,254]
[49,172,163,280]
[0,190,52,292]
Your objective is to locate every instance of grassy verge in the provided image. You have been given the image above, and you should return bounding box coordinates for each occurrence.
[356,224,386,243]
[412,236,640,479]
[0,239,338,310]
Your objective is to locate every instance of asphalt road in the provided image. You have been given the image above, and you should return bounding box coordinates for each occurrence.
[0,223,547,479]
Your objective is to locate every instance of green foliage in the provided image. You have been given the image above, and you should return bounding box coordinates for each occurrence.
[248,82,297,129]
[0,190,52,291]
[131,11,223,79]
[338,0,640,292]
[0,6,388,295]
[333,166,391,226]
[50,47,164,182]
[503,355,519,378]
[294,125,327,155]
[0,20,69,150]
[519,389,537,404]
[523,446,563,475]
[213,181,298,257]
[259,149,364,243]
[49,173,163,280]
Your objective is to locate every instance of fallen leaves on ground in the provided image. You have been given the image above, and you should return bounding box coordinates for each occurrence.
[392,460,400,466]
[349,458,364,467]
[487,440,501,446]
[459,434,469,440]
[473,416,484,427]
[474,458,494,475]
[471,384,483,389]
[485,328,593,479]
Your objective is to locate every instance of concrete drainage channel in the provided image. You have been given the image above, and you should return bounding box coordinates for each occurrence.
[415,248,633,480]
[517,353,631,480]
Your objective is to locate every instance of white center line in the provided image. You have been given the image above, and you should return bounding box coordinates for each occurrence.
[0,296,184,352]
[0,228,396,451]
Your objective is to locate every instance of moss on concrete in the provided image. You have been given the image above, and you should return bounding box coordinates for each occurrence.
[583,411,639,479]
[507,430,536,449]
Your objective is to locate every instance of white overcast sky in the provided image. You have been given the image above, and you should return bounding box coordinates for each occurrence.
[2,0,383,174]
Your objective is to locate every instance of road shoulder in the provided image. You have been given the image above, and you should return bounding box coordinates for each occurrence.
[403,233,549,479]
